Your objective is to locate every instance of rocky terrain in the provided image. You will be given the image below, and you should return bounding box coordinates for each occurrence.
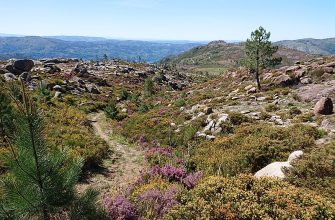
[1,54,335,219]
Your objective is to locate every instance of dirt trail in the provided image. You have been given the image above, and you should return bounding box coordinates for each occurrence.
[77,112,146,197]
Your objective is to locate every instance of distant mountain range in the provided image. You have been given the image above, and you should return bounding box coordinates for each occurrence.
[0,35,206,62]
[0,34,334,63]
[276,38,335,55]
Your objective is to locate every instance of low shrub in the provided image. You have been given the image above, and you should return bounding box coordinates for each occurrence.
[175,99,186,107]
[193,123,318,176]
[228,111,253,125]
[167,175,335,219]
[265,103,280,112]
[104,102,119,120]
[286,142,335,200]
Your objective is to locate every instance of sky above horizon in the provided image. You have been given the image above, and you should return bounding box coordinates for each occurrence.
[1,0,334,41]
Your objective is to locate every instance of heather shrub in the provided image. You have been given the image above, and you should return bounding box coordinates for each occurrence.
[167,175,335,219]
[145,147,173,166]
[135,187,179,219]
[193,123,318,175]
[103,196,137,220]
[286,142,335,200]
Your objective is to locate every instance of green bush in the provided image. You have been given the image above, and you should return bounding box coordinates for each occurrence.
[167,175,335,219]
[265,103,280,112]
[175,99,186,107]
[120,87,129,101]
[228,111,253,125]
[144,78,155,97]
[289,106,302,117]
[138,103,152,113]
[193,123,318,176]
[104,102,119,119]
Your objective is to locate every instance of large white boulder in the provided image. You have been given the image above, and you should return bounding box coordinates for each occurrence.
[254,150,304,179]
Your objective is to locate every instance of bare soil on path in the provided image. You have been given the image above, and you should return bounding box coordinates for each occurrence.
[77,112,146,198]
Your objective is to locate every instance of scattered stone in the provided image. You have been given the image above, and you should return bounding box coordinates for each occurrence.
[86,84,100,94]
[285,66,300,73]
[3,73,17,81]
[256,97,266,101]
[244,85,254,91]
[19,72,30,81]
[241,110,251,114]
[54,91,62,98]
[247,87,257,94]
[53,85,62,91]
[323,67,334,74]
[300,77,312,84]
[326,61,335,67]
[314,97,333,115]
[204,107,213,115]
[206,135,216,141]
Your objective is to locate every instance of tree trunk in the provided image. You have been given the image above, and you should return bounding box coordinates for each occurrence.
[256,48,261,90]
[256,70,261,90]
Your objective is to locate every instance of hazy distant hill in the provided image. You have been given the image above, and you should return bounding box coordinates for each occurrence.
[276,38,335,55]
[0,36,204,62]
[161,41,316,75]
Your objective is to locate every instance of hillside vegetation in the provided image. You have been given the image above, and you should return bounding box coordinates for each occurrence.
[276,38,335,55]
[0,36,203,62]
[161,40,316,76]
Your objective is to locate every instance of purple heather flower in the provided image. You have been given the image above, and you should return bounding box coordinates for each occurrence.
[182,171,203,189]
[103,195,138,220]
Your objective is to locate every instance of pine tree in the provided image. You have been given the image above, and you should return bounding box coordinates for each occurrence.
[0,82,104,219]
[144,78,154,97]
[243,26,282,90]
[0,84,13,140]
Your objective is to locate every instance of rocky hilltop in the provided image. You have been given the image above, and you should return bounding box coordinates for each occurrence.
[160,41,316,76]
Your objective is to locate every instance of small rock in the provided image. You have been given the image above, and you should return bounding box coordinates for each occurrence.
[53,85,62,91]
[54,91,62,98]
[256,97,266,101]
[247,87,257,94]
[323,67,334,74]
[19,72,30,81]
[300,77,312,84]
[314,97,333,115]
[326,61,335,67]
[244,85,254,91]
[3,73,17,81]
[206,135,216,141]
[204,107,213,115]
[86,84,100,94]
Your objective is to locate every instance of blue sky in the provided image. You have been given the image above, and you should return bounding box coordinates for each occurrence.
[1,0,334,41]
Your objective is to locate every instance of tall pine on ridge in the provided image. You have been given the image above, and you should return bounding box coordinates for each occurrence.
[243,26,282,90]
